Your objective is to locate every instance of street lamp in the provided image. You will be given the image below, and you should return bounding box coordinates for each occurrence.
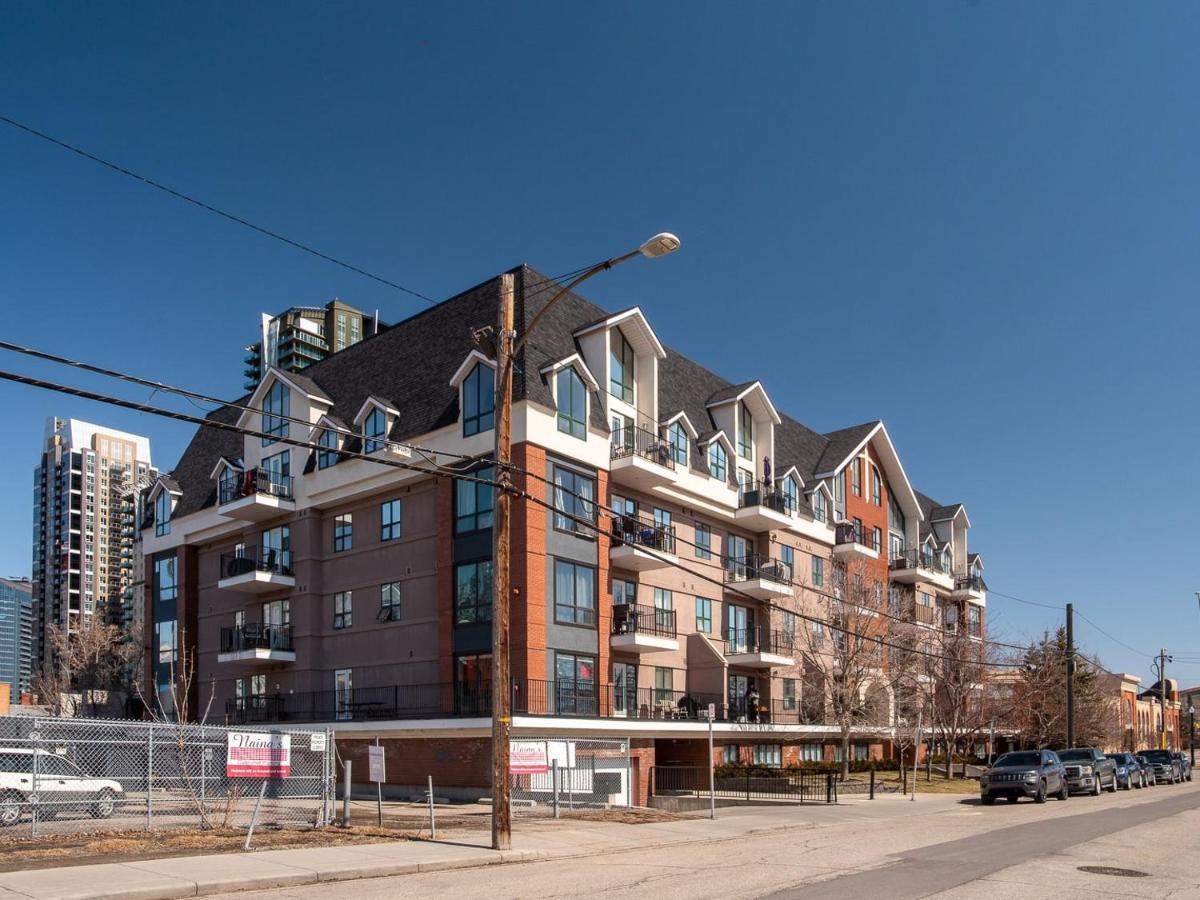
[489,232,681,851]
[1190,704,1195,767]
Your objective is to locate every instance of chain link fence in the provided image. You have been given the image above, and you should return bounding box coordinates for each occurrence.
[0,715,335,839]
[510,737,632,816]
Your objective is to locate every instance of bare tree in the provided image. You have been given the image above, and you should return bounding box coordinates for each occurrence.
[1008,628,1114,750]
[35,621,138,716]
[800,558,890,778]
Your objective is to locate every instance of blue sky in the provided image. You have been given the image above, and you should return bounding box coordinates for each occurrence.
[1,3,1197,681]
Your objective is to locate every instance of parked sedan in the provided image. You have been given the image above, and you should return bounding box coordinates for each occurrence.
[1139,749,1183,784]
[1135,754,1157,786]
[1171,752,1192,782]
[1106,753,1144,790]
[1059,747,1118,795]
[979,750,1069,804]
[0,748,125,826]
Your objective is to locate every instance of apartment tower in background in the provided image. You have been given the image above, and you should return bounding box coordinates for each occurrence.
[31,418,156,677]
[0,577,33,697]
[243,299,380,392]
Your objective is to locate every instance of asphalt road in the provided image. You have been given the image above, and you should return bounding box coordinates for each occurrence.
[213,781,1200,899]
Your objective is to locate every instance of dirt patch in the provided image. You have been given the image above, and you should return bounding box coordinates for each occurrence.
[550,807,686,825]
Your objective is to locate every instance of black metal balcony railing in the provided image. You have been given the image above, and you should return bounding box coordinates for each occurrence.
[218,467,294,505]
[834,522,880,551]
[611,513,677,555]
[219,548,293,579]
[889,549,948,575]
[725,553,792,586]
[611,603,677,639]
[610,425,677,471]
[219,624,294,654]
[956,574,985,593]
[738,480,794,515]
[724,628,797,657]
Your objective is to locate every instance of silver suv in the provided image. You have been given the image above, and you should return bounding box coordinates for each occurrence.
[980,750,1068,804]
[1059,747,1118,795]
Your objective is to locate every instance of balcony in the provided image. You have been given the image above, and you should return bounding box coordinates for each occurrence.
[610,603,679,653]
[609,425,676,491]
[832,522,881,562]
[723,629,796,668]
[734,481,795,531]
[217,624,296,664]
[217,468,295,521]
[610,514,677,572]
[724,554,794,601]
[889,549,954,590]
[217,549,295,593]
[952,574,986,602]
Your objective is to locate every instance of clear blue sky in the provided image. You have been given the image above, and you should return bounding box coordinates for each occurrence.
[2,4,1197,681]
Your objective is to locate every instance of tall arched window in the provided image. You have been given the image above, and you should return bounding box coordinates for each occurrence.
[364,407,387,453]
[317,429,339,469]
[737,402,753,460]
[782,476,799,512]
[154,489,171,537]
[668,422,688,466]
[609,330,635,404]
[462,363,495,437]
[262,381,289,445]
[811,489,828,523]
[556,368,587,439]
[708,441,727,481]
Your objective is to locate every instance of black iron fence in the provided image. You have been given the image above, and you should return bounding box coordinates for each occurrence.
[956,574,985,593]
[737,480,793,515]
[218,467,294,505]
[890,548,948,574]
[610,424,677,470]
[834,522,880,550]
[611,513,677,555]
[612,603,677,638]
[651,765,836,803]
[219,624,294,654]
[219,548,293,579]
[724,553,792,586]
[724,628,797,658]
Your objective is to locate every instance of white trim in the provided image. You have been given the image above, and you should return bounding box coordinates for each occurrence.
[704,381,782,426]
[353,396,401,426]
[306,414,349,443]
[207,457,243,482]
[662,410,699,439]
[448,350,497,389]
[815,422,922,521]
[234,368,331,430]
[146,478,182,503]
[538,353,600,392]
[776,464,804,489]
[572,307,667,359]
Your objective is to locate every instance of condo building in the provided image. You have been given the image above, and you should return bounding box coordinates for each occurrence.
[141,267,985,800]
[0,577,33,696]
[243,299,380,392]
[32,418,156,675]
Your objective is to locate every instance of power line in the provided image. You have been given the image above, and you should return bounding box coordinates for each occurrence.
[1074,609,1154,661]
[986,588,1061,612]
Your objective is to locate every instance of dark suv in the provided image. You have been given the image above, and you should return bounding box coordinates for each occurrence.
[980,750,1068,804]
[1139,749,1183,784]
[1059,748,1118,795]
[1171,752,1192,782]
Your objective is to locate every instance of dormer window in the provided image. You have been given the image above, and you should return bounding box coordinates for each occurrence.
[262,381,289,446]
[782,476,799,513]
[811,489,828,523]
[610,330,635,404]
[364,407,387,453]
[737,401,753,460]
[834,471,846,520]
[463,363,495,437]
[218,464,240,500]
[668,422,688,467]
[556,368,587,439]
[871,467,882,506]
[941,547,953,573]
[708,441,727,481]
[154,489,171,537]
[317,428,339,469]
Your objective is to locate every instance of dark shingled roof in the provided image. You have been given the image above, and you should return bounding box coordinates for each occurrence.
[163,265,954,523]
[705,381,759,406]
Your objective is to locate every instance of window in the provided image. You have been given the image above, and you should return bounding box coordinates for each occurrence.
[262,381,289,445]
[801,743,822,762]
[871,467,882,506]
[334,669,353,721]
[695,597,712,633]
[782,476,799,513]
[753,745,782,767]
[782,679,796,710]
[610,330,635,404]
[811,620,824,646]
[889,493,906,534]
[614,578,636,607]
[554,559,596,626]
[811,555,824,587]
[333,591,352,629]
[811,489,828,523]
[780,545,794,577]
[317,428,339,469]
[379,582,401,622]
[462,363,495,436]
[653,587,673,628]
[455,561,494,624]
[872,527,882,554]
[854,744,870,762]
[723,744,740,764]
[554,653,596,715]
[967,605,981,638]
[381,499,401,541]
[364,407,387,453]
[556,368,587,439]
[851,458,862,496]
[834,471,846,520]
[261,526,290,572]
[611,413,633,451]
[834,744,844,763]
[552,465,595,534]
[782,611,796,642]
[727,533,749,570]
[695,523,712,560]
[708,441,727,481]
[654,667,674,703]
[262,599,289,628]
[653,507,672,536]
[333,514,353,552]
[652,417,687,468]
[737,402,753,460]
[944,602,958,633]
[156,620,177,664]
[154,489,170,537]
[456,468,495,534]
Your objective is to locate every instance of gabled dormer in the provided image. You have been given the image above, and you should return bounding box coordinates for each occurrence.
[353,396,401,455]
[308,415,349,471]
[662,410,699,469]
[807,481,833,524]
[539,354,600,441]
[145,476,181,538]
[697,430,734,486]
[815,421,921,539]
[775,465,803,514]
[210,456,245,505]
[573,307,666,434]
[235,368,333,466]
[448,350,497,438]
[706,381,781,491]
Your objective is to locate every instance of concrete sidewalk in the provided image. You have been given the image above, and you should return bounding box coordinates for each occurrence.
[0,798,948,900]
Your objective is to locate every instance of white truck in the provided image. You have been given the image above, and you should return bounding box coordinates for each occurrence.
[0,748,125,826]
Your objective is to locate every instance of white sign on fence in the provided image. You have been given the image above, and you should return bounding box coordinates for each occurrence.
[226,731,291,778]
[367,744,386,783]
[309,732,328,752]
[510,740,549,774]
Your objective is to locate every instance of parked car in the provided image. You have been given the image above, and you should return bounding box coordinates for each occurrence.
[0,748,126,826]
[979,750,1068,804]
[1139,749,1183,784]
[1105,752,1144,790]
[1059,747,1118,795]
[1171,752,1192,782]
[1135,754,1157,786]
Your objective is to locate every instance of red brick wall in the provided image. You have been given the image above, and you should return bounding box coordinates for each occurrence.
[511,442,547,686]
[338,737,492,789]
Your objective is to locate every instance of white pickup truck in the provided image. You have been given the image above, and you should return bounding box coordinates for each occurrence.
[0,748,125,826]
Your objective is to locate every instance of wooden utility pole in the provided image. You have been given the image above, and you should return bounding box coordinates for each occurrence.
[1160,648,1168,751]
[1065,603,1074,749]
[491,273,514,851]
